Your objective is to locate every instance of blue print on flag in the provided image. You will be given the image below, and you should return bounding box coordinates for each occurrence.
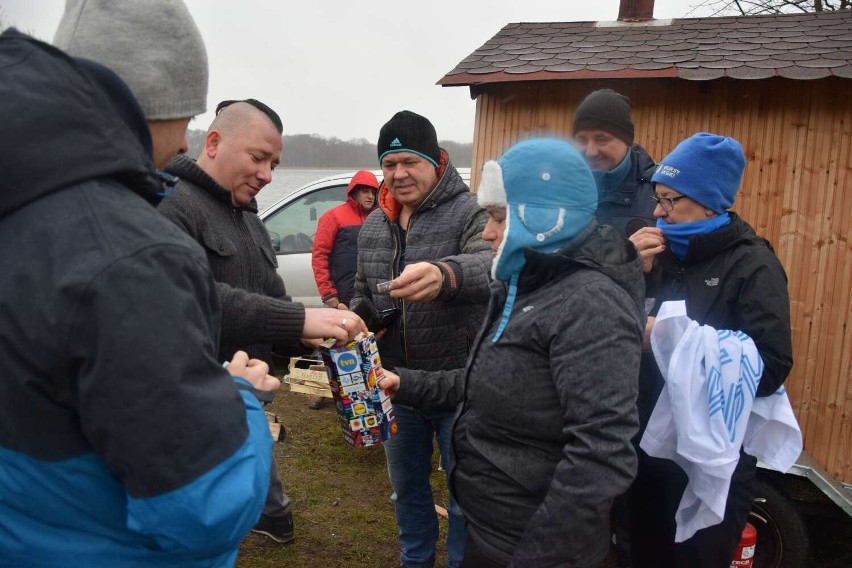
[707,366,724,416]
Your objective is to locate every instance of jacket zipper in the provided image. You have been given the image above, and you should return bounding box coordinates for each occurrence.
[390,168,447,367]
[401,215,414,367]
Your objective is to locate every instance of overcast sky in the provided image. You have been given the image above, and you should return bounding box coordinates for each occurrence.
[2,0,715,142]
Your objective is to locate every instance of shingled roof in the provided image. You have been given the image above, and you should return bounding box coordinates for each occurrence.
[439,10,852,85]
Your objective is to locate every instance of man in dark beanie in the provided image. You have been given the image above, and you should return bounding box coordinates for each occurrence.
[352,110,492,568]
[573,89,657,240]
[574,88,655,568]
[377,109,442,167]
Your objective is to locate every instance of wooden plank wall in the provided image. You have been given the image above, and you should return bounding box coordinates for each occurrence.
[469,77,852,483]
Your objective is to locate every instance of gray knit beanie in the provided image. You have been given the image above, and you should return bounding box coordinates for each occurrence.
[53,0,208,120]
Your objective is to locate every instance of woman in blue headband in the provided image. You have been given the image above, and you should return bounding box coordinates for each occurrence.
[627,133,794,567]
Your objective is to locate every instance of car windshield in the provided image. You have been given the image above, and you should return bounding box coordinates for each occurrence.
[264,184,347,253]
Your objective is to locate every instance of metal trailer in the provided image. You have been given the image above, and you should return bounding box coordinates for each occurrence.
[752,453,852,567]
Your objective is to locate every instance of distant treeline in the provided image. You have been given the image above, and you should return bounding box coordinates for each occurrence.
[186,130,473,168]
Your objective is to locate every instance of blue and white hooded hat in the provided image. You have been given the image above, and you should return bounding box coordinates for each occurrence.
[477,138,598,341]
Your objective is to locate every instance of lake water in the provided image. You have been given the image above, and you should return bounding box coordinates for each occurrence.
[257,167,355,213]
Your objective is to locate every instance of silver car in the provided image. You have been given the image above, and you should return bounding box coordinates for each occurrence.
[260,168,471,306]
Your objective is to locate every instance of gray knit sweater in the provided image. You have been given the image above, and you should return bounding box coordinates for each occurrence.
[159,155,305,367]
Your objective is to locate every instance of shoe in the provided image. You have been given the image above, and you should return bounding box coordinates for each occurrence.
[251,512,295,545]
[308,396,324,410]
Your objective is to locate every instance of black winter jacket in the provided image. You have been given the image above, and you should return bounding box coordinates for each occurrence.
[395,222,645,567]
[352,152,492,372]
[639,213,793,432]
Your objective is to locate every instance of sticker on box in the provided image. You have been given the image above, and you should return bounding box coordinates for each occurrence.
[318,332,397,448]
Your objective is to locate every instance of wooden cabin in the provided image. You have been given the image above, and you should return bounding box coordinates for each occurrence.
[439,6,852,484]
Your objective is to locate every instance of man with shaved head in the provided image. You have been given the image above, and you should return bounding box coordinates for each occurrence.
[158,99,366,545]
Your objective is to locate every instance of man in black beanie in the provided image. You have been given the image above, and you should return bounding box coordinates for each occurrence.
[352,110,492,568]
[573,89,657,239]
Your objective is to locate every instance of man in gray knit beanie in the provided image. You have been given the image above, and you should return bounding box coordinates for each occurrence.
[0,0,343,564]
[54,0,208,169]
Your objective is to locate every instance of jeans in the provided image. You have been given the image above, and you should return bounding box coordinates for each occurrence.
[384,404,465,568]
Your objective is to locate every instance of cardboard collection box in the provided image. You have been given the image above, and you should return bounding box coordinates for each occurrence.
[319,333,397,448]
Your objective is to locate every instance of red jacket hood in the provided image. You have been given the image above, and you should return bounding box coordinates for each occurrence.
[347,169,379,197]
[346,169,379,216]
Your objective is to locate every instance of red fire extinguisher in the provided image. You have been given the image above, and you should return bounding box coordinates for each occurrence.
[730,522,757,567]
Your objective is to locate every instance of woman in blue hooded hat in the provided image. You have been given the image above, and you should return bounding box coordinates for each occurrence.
[379,138,646,567]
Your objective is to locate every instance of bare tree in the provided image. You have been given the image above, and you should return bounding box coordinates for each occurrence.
[701,0,848,16]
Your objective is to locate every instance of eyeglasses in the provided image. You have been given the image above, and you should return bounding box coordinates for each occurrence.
[651,194,688,212]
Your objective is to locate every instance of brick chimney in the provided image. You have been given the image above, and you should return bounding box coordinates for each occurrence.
[618,0,655,22]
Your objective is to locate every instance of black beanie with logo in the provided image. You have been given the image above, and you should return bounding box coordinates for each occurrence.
[572,89,635,145]
[377,110,441,167]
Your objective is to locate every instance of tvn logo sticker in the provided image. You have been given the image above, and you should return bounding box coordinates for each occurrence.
[336,353,359,373]
[390,137,402,147]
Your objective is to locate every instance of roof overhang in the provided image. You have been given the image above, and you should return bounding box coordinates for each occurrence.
[438,67,678,87]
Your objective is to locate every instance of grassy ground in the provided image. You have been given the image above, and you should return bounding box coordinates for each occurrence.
[237,387,449,567]
[236,384,852,568]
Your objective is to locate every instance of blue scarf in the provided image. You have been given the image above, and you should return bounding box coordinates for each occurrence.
[657,213,731,260]
[592,151,632,197]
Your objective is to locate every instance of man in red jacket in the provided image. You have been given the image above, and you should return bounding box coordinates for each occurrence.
[308,170,379,409]
[312,170,379,309]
